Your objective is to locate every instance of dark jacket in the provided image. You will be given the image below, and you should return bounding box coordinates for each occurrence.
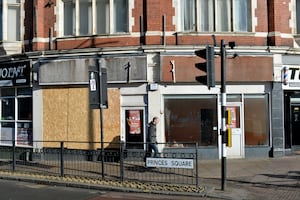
[147,121,157,144]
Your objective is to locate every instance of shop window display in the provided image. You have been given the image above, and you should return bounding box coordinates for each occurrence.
[0,87,32,146]
[164,95,218,147]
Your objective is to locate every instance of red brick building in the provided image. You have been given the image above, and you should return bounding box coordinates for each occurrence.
[0,0,299,159]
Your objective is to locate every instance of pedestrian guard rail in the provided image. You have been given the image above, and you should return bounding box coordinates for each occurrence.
[0,140,200,186]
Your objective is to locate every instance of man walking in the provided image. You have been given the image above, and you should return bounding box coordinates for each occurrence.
[147,117,159,157]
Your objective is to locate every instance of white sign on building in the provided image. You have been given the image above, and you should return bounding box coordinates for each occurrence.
[146,158,194,169]
[282,65,300,89]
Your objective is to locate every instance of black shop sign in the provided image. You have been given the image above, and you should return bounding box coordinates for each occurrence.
[0,60,31,87]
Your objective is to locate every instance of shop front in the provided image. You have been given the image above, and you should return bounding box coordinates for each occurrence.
[158,52,273,159]
[36,53,148,151]
[284,91,300,149]
[0,60,33,148]
[277,55,300,154]
[282,63,300,151]
[121,91,148,150]
[159,85,271,159]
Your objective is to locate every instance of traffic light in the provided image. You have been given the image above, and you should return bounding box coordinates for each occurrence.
[88,65,108,109]
[195,45,215,88]
[225,110,231,125]
[99,67,108,109]
[225,110,232,147]
[89,65,100,109]
[226,128,232,147]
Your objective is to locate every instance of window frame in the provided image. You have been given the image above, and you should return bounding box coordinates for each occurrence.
[0,87,33,147]
[1,0,24,42]
[296,0,300,34]
[164,95,218,147]
[244,94,270,146]
[178,0,252,33]
[61,0,130,37]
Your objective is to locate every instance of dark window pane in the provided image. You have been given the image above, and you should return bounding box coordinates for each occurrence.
[164,96,217,146]
[18,97,32,120]
[1,98,15,120]
[64,0,75,35]
[244,95,269,145]
[297,0,300,34]
[114,0,128,32]
[17,88,32,96]
[96,0,109,34]
[1,88,14,97]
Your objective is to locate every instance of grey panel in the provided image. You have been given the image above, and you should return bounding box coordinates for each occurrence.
[39,59,89,85]
[102,56,147,83]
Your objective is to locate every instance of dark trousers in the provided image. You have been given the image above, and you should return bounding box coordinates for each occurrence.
[148,143,158,158]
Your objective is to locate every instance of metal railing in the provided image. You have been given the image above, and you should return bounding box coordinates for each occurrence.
[0,140,199,186]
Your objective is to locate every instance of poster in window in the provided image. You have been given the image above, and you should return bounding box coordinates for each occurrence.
[226,107,237,128]
[17,122,33,146]
[127,110,141,134]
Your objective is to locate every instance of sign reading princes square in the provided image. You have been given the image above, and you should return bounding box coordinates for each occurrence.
[146,158,194,169]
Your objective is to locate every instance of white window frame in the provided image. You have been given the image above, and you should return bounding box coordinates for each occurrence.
[1,0,24,42]
[296,0,300,34]
[176,0,252,33]
[0,87,33,147]
[58,0,132,37]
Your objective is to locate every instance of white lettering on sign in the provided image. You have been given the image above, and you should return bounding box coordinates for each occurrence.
[0,65,26,79]
[283,66,300,88]
[146,158,194,169]
[0,61,30,87]
[289,67,300,81]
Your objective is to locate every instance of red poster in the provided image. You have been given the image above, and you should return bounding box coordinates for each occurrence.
[227,107,237,128]
[127,110,141,134]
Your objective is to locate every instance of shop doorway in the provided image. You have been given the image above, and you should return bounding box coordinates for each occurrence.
[225,103,244,158]
[284,92,300,149]
[290,104,300,146]
[124,109,145,149]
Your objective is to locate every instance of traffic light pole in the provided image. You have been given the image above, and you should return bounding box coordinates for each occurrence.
[99,65,105,179]
[194,38,228,190]
[220,40,227,191]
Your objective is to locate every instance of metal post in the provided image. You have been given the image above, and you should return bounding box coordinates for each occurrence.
[60,141,64,177]
[195,142,199,187]
[120,141,125,182]
[12,140,16,172]
[163,14,166,47]
[49,27,53,50]
[99,66,105,179]
[100,107,104,178]
[220,40,227,191]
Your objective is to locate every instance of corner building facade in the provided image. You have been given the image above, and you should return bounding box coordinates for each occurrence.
[0,0,299,159]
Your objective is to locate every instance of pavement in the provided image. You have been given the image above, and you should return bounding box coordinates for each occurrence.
[199,154,300,199]
[0,154,299,200]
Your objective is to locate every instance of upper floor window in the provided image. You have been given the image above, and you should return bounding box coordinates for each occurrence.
[0,0,22,41]
[7,0,21,41]
[297,0,300,34]
[62,0,129,36]
[179,0,252,33]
